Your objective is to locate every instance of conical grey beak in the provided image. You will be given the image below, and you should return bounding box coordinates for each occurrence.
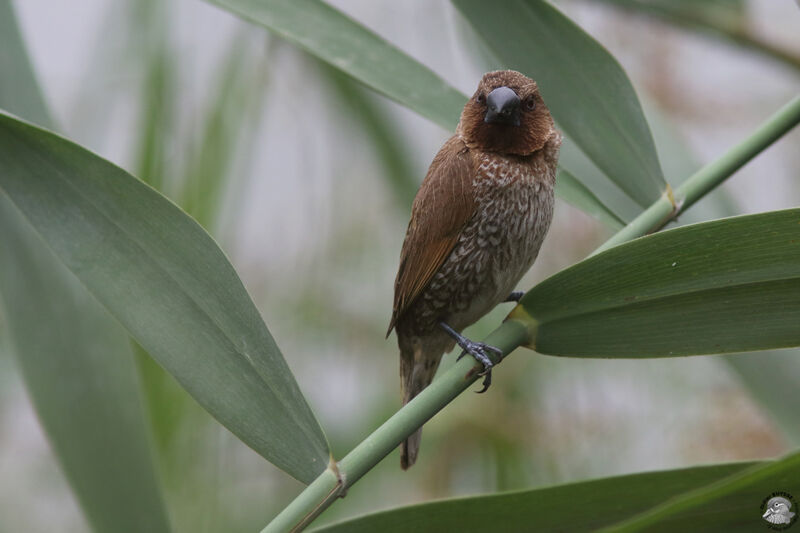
[484,86,521,126]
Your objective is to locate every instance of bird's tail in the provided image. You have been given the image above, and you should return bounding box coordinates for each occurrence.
[399,342,442,470]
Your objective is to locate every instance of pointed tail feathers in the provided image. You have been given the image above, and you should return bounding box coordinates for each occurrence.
[399,344,442,469]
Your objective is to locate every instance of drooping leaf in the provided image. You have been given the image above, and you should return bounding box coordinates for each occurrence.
[0,197,173,533]
[453,0,667,207]
[0,112,330,484]
[511,209,800,357]
[0,2,172,530]
[311,460,789,532]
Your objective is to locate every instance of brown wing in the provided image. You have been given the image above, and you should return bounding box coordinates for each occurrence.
[387,136,476,336]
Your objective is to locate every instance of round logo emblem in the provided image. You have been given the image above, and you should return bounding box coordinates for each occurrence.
[762,492,798,530]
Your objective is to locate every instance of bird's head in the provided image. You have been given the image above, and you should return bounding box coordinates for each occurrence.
[458,70,556,156]
[763,496,796,525]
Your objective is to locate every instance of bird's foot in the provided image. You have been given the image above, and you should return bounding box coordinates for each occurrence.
[504,291,524,303]
[439,322,503,393]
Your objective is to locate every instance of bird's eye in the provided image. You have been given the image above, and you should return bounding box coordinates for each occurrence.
[476,93,486,104]
[525,97,536,110]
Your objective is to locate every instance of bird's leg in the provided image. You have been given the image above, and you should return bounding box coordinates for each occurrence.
[439,322,503,393]
[504,291,524,303]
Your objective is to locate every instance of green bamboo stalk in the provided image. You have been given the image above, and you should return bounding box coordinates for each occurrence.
[263,320,531,533]
[262,94,800,532]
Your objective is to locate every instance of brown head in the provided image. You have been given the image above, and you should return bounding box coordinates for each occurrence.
[458,70,555,156]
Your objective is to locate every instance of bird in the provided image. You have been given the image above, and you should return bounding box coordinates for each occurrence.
[763,496,796,525]
[387,70,561,469]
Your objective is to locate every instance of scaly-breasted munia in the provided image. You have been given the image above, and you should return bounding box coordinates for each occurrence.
[387,70,561,469]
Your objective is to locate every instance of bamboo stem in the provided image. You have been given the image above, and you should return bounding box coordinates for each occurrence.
[262,94,800,533]
[262,320,531,533]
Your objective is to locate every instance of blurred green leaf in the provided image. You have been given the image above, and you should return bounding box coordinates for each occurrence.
[595,0,800,73]
[726,350,800,445]
[0,197,173,533]
[180,30,272,228]
[604,0,747,31]
[311,460,778,532]
[556,167,626,230]
[453,0,666,207]
[513,209,800,357]
[205,0,465,131]
[0,1,52,129]
[133,47,175,193]
[315,61,419,209]
[0,112,330,484]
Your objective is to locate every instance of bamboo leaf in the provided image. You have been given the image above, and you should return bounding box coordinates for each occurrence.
[204,0,465,131]
[0,112,330,484]
[0,2,172,530]
[512,209,800,357]
[453,0,666,207]
[601,450,800,532]
[311,460,792,532]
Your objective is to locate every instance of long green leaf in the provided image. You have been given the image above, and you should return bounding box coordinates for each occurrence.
[0,2,172,530]
[0,112,330,484]
[453,0,666,207]
[601,450,800,532]
[0,197,173,533]
[311,461,775,532]
[512,209,800,357]
[205,0,465,131]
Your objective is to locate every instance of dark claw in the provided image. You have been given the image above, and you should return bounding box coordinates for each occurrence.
[505,291,524,303]
[475,370,492,394]
[440,322,503,392]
